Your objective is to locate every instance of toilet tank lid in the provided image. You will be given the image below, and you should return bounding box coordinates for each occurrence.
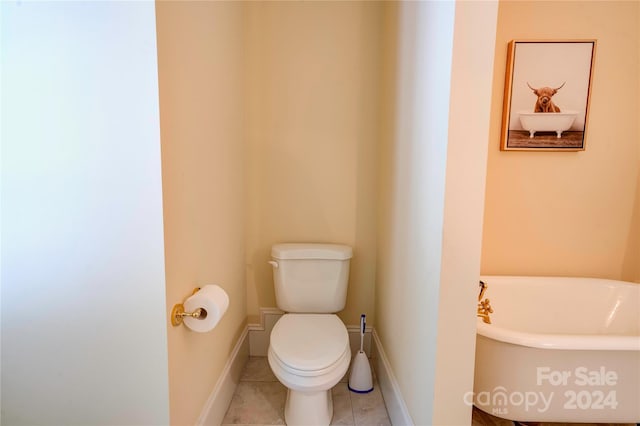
[271,243,353,260]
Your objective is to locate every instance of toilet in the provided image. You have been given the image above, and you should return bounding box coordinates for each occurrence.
[267,243,352,425]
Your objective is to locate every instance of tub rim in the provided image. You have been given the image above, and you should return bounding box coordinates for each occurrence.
[477,319,640,351]
[476,275,640,351]
[516,109,580,117]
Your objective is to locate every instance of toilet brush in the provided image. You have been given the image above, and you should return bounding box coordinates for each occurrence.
[348,314,373,393]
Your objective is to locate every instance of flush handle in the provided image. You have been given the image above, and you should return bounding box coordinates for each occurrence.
[268,260,279,268]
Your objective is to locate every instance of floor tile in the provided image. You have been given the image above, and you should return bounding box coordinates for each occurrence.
[222,381,286,425]
[350,386,391,426]
[331,384,354,426]
[226,356,390,426]
[241,357,278,382]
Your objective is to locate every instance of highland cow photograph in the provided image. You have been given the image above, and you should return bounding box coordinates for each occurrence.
[501,40,596,151]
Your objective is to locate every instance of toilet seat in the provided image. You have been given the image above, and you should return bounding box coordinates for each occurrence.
[270,314,350,376]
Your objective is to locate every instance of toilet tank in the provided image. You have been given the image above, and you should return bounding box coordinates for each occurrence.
[270,243,353,313]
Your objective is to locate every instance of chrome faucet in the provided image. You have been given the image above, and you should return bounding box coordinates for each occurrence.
[477,280,493,324]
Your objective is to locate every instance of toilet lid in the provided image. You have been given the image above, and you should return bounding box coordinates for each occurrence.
[270,314,349,372]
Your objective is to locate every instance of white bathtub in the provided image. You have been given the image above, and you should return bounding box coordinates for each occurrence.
[473,276,640,423]
[518,111,578,138]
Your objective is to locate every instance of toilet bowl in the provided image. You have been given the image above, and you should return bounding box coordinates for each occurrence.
[268,314,350,425]
[268,243,353,425]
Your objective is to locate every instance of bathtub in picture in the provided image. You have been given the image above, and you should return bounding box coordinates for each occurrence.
[518,111,579,138]
[473,276,640,423]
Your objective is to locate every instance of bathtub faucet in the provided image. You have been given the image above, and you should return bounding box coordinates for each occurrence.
[477,281,493,324]
[478,280,487,301]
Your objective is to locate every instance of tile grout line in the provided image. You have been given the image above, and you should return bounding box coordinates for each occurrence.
[348,385,355,426]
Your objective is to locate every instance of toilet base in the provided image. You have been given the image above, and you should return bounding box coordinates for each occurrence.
[284,388,333,426]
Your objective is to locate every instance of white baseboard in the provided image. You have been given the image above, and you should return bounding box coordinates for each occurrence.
[248,308,372,357]
[371,329,414,426]
[247,308,283,356]
[196,326,249,426]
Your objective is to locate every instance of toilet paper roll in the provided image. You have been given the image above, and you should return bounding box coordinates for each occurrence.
[183,285,229,333]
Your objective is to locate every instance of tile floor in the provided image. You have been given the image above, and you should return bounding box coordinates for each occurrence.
[222,357,391,426]
[223,357,635,426]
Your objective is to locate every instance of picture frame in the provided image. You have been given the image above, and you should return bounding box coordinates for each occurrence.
[500,40,597,151]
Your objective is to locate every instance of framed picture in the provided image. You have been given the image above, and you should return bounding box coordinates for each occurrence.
[500,40,596,151]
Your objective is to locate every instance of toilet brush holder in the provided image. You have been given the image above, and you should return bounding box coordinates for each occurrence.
[348,314,373,393]
[348,351,373,393]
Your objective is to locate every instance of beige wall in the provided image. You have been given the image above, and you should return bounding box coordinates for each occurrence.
[621,0,640,282]
[433,1,499,424]
[244,2,381,326]
[376,1,497,424]
[156,3,247,425]
[622,160,640,282]
[482,1,640,282]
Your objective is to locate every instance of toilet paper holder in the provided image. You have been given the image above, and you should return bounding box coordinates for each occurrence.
[171,287,207,327]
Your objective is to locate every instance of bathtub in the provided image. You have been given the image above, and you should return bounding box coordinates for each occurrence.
[518,111,578,138]
[472,276,640,423]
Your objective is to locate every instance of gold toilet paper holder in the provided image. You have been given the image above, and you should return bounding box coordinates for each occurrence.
[171,287,207,327]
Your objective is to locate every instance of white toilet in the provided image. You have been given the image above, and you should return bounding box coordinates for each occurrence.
[267,243,352,426]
